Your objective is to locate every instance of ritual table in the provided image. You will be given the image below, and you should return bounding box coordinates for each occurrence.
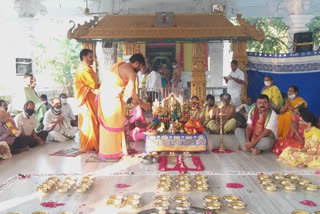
[145,133,207,153]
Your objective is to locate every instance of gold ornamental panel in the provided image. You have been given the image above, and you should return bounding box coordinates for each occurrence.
[191,42,207,102]
[123,43,137,56]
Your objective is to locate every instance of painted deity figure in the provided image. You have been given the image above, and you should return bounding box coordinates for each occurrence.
[163,93,181,122]
[147,99,166,133]
[180,100,191,123]
[184,96,204,135]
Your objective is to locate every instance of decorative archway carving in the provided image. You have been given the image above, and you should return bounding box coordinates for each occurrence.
[67,13,265,102]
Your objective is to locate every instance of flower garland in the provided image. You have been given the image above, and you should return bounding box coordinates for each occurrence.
[40,201,65,208]
[226,183,244,188]
[300,200,317,207]
[158,155,205,174]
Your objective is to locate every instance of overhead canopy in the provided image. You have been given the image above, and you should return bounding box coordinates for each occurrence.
[67,13,265,42]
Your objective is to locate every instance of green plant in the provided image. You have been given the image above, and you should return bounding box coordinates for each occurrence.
[307,16,320,50]
[229,17,289,54]
[34,38,81,96]
[246,17,289,53]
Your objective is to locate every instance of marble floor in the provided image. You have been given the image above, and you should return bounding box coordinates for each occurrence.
[0,133,319,214]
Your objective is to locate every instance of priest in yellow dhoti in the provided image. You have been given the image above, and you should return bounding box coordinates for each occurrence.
[279,110,320,168]
[97,54,150,159]
[74,49,99,152]
[200,94,218,132]
[208,93,236,134]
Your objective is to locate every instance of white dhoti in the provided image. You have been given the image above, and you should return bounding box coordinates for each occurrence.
[48,121,78,142]
[227,68,244,107]
[229,91,242,107]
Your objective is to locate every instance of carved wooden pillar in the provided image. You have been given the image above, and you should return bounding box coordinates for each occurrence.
[191,42,207,102]
[232,40,248,104]
[123,42,137,55]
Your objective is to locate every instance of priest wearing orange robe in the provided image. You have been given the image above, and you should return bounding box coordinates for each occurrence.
[74,49,99,152]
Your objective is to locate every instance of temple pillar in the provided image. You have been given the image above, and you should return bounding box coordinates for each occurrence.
[208,42,224,88]
[137,42,146,57]
[191,42,207,102]
[283,0,313,52]
[96,42,117,81]
[232,40,247,104]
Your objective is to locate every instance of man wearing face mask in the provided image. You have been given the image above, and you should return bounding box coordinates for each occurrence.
[235,94,278,155]
[59,93,77,127]
[224,60,244,107]
[14,101,46,145]
[43,97,78,142]
[261,75,283,112]
[277,85,307,140]
[0,108,35,155]
[40,94,51,111]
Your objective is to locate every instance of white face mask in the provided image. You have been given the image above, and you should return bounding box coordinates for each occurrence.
[288,94,296,99]
[42,101,47,104]
[61,98,67,104]
[264,81,271,87]
[172,65,177,68]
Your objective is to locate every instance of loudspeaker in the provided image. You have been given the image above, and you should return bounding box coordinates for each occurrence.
[294,32,313,52]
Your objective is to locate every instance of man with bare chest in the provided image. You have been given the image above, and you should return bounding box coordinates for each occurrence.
[210,93,236,134]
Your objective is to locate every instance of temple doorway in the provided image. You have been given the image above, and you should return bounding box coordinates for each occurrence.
[146,43,176,73]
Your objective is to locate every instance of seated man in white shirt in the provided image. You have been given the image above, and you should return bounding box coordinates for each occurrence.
[235,97,255,128]
[146,66,162,102]
[43,97,78,142]
[235,94,278,155]
[59,93,77,127]
[14,101,47,145]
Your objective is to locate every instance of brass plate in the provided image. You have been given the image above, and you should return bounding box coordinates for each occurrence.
[223,194,241,202]
[228,201,247,210]
[263,183,277,192]
[292,210,310,214]
[304,184,319,192]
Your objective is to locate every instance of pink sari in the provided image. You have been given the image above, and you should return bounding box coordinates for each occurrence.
[273,114,304,156]
[125,105,148,142]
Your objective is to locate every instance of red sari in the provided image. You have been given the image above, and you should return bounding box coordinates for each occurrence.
[273,114,304,156]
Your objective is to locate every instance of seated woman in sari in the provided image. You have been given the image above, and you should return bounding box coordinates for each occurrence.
[261,76,283,112]
[273,107,306,156]
[184,96,204,135]
[277,85,307,140]
[279,110,320,168]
